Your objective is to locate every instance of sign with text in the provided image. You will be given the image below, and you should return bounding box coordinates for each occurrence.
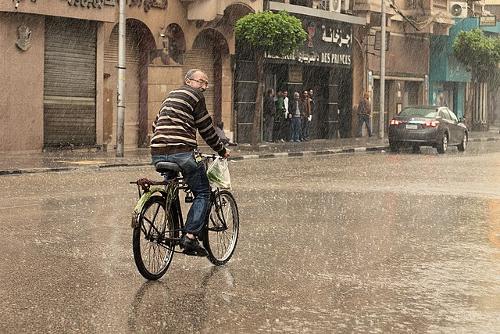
[373,31,390,51]
[265,18,352,68]
[479,16,497,26]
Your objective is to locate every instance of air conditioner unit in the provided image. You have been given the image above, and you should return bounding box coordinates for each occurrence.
[449,2,467,18]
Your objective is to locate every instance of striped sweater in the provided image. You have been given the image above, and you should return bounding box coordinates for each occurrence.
[150,85,226,156]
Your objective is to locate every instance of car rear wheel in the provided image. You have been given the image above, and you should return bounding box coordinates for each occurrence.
[389,141,399,153]
[436,133,448,154]
[412,144,420,153]
[457,132,467,152]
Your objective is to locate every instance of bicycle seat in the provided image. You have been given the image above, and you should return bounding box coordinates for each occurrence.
[155,162,181,173]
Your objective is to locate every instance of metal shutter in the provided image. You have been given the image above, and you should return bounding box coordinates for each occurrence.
[43,17,97,147]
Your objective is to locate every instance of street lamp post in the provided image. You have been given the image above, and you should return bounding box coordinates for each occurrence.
[116,0,126,157]
[379,0,386,139]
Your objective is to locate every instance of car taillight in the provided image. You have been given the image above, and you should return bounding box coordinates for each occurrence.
[390,119,401,125]
[425,120,439,127]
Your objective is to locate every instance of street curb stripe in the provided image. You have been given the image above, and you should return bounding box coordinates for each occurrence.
[366,146,386,151]
[99,163,131,168]
[0,167,78,175]
[258,154,277,159]
[242,154,260,159]
[0,170,22,175]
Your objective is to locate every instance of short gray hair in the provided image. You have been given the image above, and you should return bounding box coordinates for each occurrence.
[185,69,203,81]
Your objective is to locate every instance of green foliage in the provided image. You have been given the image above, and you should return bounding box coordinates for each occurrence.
[235,11,307,56]
[453,28,500,82]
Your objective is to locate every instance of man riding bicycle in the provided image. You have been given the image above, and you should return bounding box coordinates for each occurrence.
[150,69,230,255]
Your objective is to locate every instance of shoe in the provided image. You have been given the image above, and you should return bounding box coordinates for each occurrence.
[180,235,207,257]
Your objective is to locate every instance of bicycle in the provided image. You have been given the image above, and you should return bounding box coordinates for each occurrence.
[130,152,239,280]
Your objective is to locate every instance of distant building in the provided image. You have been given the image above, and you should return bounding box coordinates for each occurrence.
[429,16,500,131]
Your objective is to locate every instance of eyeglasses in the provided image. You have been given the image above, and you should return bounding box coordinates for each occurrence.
[189,78,209,86]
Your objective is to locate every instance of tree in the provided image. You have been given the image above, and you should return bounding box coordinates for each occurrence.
[235,11,307,146]
[453,28,500,128]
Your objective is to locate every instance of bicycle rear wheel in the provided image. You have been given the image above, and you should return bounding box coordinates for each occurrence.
[133,195,177,280]
[202,190,239,265]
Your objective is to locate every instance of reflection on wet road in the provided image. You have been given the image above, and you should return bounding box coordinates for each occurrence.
[0,149,499,333]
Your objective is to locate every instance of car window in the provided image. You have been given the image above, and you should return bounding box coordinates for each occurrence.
[399,108,437,118]
[439,109,452,120]
[448,109,459,122]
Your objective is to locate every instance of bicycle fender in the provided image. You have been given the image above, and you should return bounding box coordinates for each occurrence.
[131,187,167,228]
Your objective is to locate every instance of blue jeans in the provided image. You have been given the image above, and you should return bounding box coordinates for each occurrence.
[358,114,372,137]
[152,152,211,235]
[291,117,302,141]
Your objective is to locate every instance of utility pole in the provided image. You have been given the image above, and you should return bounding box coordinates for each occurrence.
[379,0,386,139]
[116,0,126,157]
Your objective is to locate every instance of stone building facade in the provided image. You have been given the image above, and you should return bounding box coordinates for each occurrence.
[0,0,258,152]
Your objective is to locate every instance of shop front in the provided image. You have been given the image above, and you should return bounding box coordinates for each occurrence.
[234,16,355,143]
[0,0,115,152]
[429,17,500,131]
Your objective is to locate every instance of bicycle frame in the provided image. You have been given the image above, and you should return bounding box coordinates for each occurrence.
[131,177,187,250]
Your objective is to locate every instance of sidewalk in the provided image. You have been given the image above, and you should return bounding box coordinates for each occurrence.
[1,128,499,175]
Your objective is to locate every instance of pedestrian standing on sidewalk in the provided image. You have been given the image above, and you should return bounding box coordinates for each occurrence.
[283,90,290,141]
[150,68,229,256]
[309,89,316,139]
[301,90,312,141]
[289,91,303,142]
[263,88,276,142]
[274,90,286,142]
[357,91,372,137]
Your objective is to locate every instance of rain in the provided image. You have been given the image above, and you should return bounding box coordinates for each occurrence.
[1,143,500,332]
[1,0,500,332]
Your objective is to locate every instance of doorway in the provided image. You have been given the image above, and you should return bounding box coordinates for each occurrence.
[303,66,329,139]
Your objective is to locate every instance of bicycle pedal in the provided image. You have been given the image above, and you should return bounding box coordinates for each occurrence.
[182,249,207,257]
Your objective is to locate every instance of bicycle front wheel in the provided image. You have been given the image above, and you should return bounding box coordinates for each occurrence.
[133,195,176,280]
[202,190,239,265]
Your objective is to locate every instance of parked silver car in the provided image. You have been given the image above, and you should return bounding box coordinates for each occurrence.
[388,106,468,154]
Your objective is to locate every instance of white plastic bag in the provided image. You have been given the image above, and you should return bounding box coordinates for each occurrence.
[207,157,231,189]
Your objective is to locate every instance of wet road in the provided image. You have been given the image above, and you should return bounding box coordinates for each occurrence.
[1,142,499,333]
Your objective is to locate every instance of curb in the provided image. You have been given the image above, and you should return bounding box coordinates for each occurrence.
[0,166,79,176]
[0,145,388,175]
[0,136,498,176]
